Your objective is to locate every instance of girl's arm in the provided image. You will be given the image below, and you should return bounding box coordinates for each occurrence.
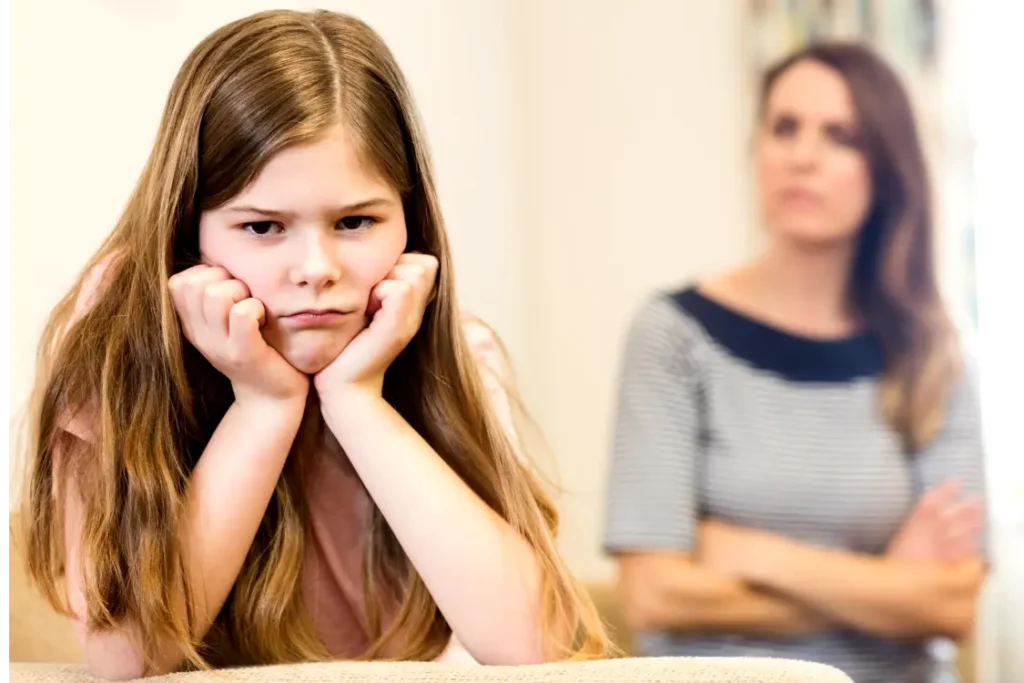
[319,383,551,666]
[63,264,311,679]
[64,396,307,680]
[316,256,563,664]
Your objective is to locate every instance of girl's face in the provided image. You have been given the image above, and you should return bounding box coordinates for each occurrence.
[198,124,408,374]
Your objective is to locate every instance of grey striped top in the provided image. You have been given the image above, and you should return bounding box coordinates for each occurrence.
[603,288,987,683]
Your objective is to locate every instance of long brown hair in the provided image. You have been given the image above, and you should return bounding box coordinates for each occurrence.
[758,42,960,452]
[21,9,611,669]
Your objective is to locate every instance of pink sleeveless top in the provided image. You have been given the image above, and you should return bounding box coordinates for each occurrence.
[64,268,518,664]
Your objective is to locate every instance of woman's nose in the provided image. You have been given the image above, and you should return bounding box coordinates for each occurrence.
[789,130,822,169]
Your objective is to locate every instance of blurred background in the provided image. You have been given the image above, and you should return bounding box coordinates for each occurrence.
[9,0,1022,679]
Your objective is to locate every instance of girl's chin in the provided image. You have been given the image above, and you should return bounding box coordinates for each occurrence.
[278,342,350,376]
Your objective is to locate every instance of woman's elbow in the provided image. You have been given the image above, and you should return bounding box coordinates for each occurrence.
[931,596,979,642]
[622,595,657,633]
[620,576,673,632]
[887,590,981,641]
[932,561,985,641]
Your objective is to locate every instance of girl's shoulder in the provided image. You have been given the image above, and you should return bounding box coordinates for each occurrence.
[57,252,122,443]
[69,252,121,327]
[460,312,514,385]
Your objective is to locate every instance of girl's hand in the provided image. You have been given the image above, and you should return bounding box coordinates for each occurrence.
[314,253,438,398]
[169,265,309,406]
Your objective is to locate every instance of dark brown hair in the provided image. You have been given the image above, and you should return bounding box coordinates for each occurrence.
[21,9,611,669]
[759,41,960,452]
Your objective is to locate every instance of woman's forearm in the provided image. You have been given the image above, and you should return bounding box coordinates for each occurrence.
[746,537,985,640]
[320,386,553,665]
[619,553,832,637]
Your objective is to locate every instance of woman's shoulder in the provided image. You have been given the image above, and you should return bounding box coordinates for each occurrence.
[623,285,710,355]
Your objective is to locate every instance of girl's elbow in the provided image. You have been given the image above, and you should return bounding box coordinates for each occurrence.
[466,622,555,665]
[86,659,148,682]
[75,623,150,680]
[472,637,547,666]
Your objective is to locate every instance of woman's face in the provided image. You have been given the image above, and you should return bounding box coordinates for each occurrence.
[198,124,408,374]
[755,59,873,247]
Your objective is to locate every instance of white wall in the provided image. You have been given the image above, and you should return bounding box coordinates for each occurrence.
[520,0,758,579]
[964,2,1024,680]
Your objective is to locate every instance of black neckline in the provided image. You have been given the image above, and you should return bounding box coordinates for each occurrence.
[670,287,884,383]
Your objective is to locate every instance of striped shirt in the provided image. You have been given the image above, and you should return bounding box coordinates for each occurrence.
[603,287,987,683]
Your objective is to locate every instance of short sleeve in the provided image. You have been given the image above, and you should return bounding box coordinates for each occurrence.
[911,361,990,559]
[603,295,704,554]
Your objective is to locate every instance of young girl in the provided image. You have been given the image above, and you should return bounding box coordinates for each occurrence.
[20,10,610,679]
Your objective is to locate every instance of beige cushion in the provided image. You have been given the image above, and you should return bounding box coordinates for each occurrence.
[11,659,853,682]
[12,512,856,681]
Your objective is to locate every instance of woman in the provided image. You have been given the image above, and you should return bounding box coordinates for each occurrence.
[19,10,610,679]
[604,42,987,683]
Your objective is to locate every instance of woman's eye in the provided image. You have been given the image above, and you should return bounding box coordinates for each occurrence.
[772,115,798,137]
[243,221,282,236]
[826,124,860,148]
[338,215,376,231]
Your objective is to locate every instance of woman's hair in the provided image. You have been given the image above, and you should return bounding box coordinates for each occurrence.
[758,42,960,452]
[21,9,611,668]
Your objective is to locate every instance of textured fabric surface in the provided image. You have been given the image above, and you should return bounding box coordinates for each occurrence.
[10,658,854,683]
[604,290,987,683]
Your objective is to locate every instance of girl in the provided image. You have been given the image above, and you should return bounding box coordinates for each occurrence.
[20,10,610,679]
[604,43,987,683]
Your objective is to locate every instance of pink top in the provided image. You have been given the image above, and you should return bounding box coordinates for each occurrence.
[64,267,519,664]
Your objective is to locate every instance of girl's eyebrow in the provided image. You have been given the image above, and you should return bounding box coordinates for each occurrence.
[222,197,395,218]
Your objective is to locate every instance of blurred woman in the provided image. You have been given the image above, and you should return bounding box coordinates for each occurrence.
[604,42,987,683]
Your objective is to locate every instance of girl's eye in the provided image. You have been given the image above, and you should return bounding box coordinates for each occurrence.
[243,221,283,236]
[338,216,377,232]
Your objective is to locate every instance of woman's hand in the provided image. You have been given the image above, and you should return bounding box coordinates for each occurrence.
[169,265,309,406]
[698,519,779,579]
[314,253,438,399]
[887,479,983,562]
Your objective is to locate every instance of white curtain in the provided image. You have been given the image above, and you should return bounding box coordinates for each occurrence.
[965,1,1024,681]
